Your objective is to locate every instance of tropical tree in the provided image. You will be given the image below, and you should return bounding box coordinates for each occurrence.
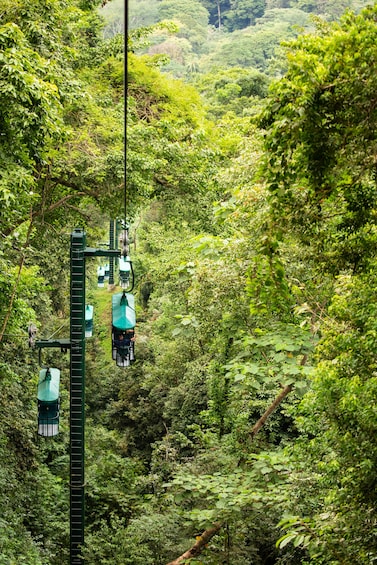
[157,0,210,52]
[199,0,232,29]
[225,0,267,30]
[255,4,377,561]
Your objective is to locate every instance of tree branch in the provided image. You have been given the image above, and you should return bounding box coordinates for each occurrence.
[50,177,100,199]
[165,523,222,565]
[39,192,88,214]
[250,384,293,438]
[250,354,308,439]
[2,192,90,237]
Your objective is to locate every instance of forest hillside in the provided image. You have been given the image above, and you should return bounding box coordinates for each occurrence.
[1,0,377,564]
[103,0,371,77]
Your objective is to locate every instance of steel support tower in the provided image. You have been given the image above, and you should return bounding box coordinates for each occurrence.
[69,229,86,564]
[69,229,119,564]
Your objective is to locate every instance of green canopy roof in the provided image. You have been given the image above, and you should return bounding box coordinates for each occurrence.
[112,292,136,330]
[119,256,131,272]
[85,304,94,321]
[37,368,60,402]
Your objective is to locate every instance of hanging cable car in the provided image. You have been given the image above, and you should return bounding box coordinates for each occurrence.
[112,291,136,367]
[97,265,105,287]
[119,255,131,288]
[104,263,110,280]
[85,304,94,338]
[37,367,60,437]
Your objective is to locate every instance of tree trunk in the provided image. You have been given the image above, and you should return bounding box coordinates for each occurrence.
[166,523,222,565]
[217,0,222,30]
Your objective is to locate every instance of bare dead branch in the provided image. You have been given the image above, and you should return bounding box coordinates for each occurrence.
[250,384,293,438]
[250,354,308,439]
[165,523,222,565]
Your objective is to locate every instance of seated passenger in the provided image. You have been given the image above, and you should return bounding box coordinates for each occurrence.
[115,333,126,348]
[124,329,135,345]
[115,331,135,349]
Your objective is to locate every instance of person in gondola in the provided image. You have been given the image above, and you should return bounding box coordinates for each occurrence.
[115,331,134,348]
[124,329,135,362]
[115,333,126,349]
[124,329,135,345]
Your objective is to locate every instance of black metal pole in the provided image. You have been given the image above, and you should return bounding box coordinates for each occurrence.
[109,219,115,285]
[70,229,86,565]
[68,230,121,564]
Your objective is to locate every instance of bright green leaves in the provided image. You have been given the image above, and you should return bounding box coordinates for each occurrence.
[319,270,377,380]
[260,4,377,241]
[165,450,290,528]
[194,66,269,119]
[247,244,293,318]
[172,314,200,337]
[0,1,127,236]
[286,265,377,562]
[127,52,218,213]
[0,22,63,151]
[276,515,314,551]
[157,0,209,52]
[0,261,45,342]
[0,21,66,231]
[225,324,314,392]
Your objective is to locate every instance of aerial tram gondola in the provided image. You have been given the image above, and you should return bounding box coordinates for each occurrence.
[85,304,94,338]
[37,367,60,437]
[97,265,105,287]
[119,254,131,288]
[112,291,136,367]
[110,33,137,368]
[109,219,137,368]
[104,263,110,280]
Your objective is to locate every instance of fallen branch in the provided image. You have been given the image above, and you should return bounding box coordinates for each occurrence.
[250,384,293,438]
[250,354,308,439]
[166,523,222,565]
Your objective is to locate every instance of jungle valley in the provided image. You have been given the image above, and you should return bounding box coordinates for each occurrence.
[1,0,377,563]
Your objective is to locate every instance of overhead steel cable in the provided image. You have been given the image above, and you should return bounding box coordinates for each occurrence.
[121,0,134,293]
[124,0,129,236]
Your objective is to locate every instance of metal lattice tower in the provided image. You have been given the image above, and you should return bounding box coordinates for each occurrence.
[70,229,86,564]
[109,219,115,286]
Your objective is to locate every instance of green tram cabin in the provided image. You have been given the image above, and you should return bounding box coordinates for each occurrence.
[85,304,94,338]
[97,265,105,287]
[37,368,60,437]
[112,292,136,367]
[119,255,131,288]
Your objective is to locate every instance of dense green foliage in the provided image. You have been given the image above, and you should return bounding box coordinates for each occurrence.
[2,0,377,564]
[122,0,369,78]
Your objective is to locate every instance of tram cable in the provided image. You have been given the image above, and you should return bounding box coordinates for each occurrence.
[110,0,136,368]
